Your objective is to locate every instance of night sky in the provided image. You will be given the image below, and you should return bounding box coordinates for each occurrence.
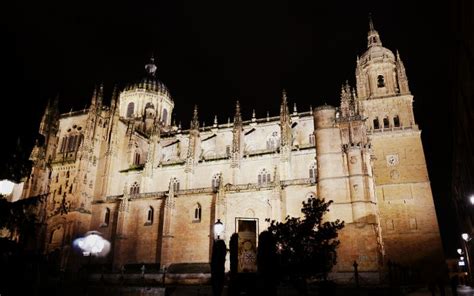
[1,1,456,254]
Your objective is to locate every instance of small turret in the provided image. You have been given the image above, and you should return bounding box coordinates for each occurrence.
[279,89,292,148]
[190,105,199,130]
[367,14,382,48]
[396,50,410,94]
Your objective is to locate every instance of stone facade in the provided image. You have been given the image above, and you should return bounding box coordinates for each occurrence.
[23,20,443,278]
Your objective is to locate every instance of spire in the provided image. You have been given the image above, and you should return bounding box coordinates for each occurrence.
[367,14,382,48]
[234,101,242,125]
[280,89,292,147]
[145,54,157,76]
[190,105,199,130]
[251,109,256,122]
[213,115,218,128]
[395,50,410,94]
[110,84,119,108]
[280,89,290,123]
[97,83,104,106]
[369,13,375,31]
[91,86,98,106]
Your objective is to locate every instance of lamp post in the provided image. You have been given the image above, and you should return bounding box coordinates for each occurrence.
[75,231,110,274]
[462,233,472,284]
[469,195,474,205]
[214,219,224,240]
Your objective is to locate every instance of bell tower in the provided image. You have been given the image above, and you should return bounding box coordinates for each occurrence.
[355,17,443,272]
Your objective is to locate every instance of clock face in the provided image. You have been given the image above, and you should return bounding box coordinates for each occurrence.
[386,154,399,166]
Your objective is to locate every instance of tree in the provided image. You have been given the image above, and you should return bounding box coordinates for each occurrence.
[267,197,344,282]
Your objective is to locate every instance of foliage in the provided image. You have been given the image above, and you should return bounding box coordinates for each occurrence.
[267,197,344,280]
[0,194,44,243]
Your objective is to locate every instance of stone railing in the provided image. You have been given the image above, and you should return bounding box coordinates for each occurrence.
[281,178,315,186]
[130,191,167,199]
[245,148,276,157]
[105,194,124,202]
[201,154,229,162]
[159,159,186,167]
[224,182,275,192]
[177,187,214,195]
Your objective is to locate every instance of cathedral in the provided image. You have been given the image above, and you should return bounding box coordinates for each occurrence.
[23,19,443,280]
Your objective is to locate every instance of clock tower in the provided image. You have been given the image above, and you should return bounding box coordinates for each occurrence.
[355,17,444,271]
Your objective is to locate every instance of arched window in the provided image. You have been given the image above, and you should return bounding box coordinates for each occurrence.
[146,206,154,224]
[266,131,280,150]
[50,226,64,244]
[309,134,315,146]
[130,182,140,195]
[377,75,385,88]
[67,136,76,152]
[126,102,135,118]
[58,186,62,195]
[212,174,221,191]
[171,178,180,192]
[69,184,73,194]
[394,115,400,127]
[60,137,67,153]
[309,163,317,183]
[383,117,390,128]
[104,208,110,226]
[373,118,380,130]
[258,169,271,186]
[194,204,202,221]
[162,108,168,124]
[134,152,141,165]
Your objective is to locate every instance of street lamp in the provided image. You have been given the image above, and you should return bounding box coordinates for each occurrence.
[461,233,473,284]
[214,219,224,240]
[458,248,464,255]
[462,233,471,242]
[470,195,474,205]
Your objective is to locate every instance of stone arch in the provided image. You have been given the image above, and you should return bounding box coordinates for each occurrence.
[193,203,202,221]
[127,102,135,118]
[258,168,271,186]
[245,209,255,218]
[50,225,65,245]
[146,206,154,224]
[162,108,168,124]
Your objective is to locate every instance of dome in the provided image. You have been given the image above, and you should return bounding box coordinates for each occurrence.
[123,57,172,99]
[124,76,172,98]
[360,45,395,65]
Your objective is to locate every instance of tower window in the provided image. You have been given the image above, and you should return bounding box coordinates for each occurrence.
[394,115,400,127]
[171,178,180,192]
[194,204,202,222]
[373,118,380,130]
[134,152,141,165]
[377,75,385,88]
[104,208,110,226]
[258,169,271,186]
[212,174,221,191]
[146,206,154,224]
[309,163,317,183]
[383,117,390,128]
[162,108,168,125]
[130,182,140,195]
[309,134,315,146]
[60,137,67,153]
[126,102,135,118]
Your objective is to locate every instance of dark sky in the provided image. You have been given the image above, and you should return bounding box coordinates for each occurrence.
[1,1,456,254]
